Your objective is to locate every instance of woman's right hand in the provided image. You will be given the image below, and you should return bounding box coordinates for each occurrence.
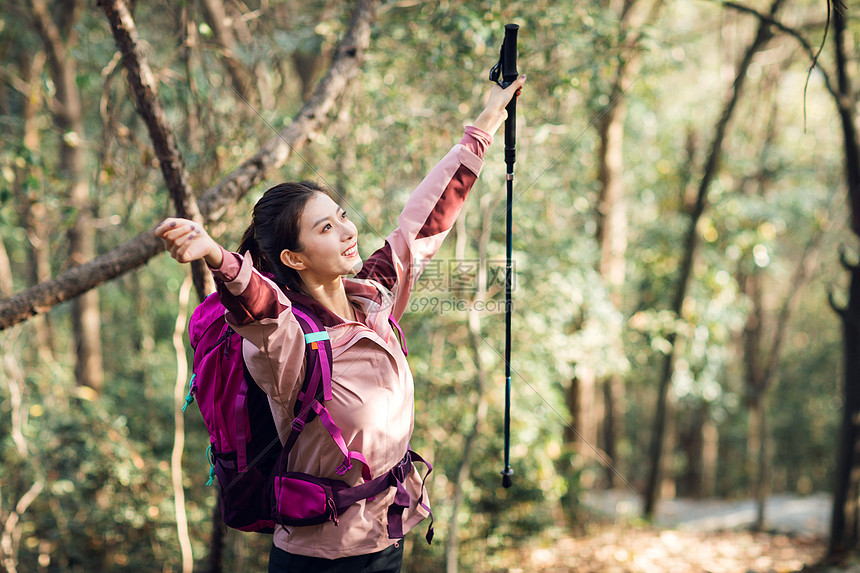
[155,218,223,268]
[471,74,526,136]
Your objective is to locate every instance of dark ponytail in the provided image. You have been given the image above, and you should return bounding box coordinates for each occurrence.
[237,180,332,294]
[238,222,270,274]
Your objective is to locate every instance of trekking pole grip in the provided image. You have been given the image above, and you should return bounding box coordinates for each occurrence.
[501,24,518,167]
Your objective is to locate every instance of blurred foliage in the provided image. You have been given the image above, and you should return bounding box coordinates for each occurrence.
[0,0,852,570]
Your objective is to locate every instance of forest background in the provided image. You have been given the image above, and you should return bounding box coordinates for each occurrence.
[0,0,854,571]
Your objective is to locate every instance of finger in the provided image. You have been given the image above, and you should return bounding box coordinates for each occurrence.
[176,229,199,253]
[155,219,178,238]
[505,74,526,93]
[162,224,195,244]
[492,76,526,107]
[156,218,197,239]
[175,236,196,261]
[175,241,188,261]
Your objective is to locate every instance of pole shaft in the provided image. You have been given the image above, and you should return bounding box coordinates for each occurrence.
[497,22,518,490]
[502,166,514,488]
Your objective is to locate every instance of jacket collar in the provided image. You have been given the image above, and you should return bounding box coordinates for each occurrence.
[279,278,386,328]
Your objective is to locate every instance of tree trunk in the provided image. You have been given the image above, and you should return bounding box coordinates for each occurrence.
[445,194,492,573]
[567,366,599,467]
[701,414,719,497]
[748,397,768,525]
[750,395,769,530]
[595,60,629,490]
[682,403,717,498]
[602,375,624,487]
[12,49,55,361]
[678,406,701,497]
[833,258,860,554]
[829,0,860,557]
[30,0,105,392]
[206,496,225,573]
[592,0,661,491]
[641,0,782,519]
[742,270,767,527]
[199,0,258,105]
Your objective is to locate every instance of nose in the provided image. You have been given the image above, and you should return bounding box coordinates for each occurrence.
[341,218,356,240]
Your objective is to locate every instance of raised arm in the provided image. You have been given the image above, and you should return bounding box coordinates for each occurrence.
[156,217,291,327]
[158,217,290,330]
[356,76,525,319]
[156,217,306,405]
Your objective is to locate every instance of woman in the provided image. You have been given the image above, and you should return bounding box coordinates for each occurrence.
[156,74,525,572]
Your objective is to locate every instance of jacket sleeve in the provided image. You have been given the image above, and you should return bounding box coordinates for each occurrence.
[355,125,492,320]
[209,246,306,406]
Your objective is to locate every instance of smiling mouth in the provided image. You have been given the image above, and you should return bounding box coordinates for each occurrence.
[342,243,358,257]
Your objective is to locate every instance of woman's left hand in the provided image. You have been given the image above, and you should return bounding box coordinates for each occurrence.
[155,217,223,267]
[471,74,526,136]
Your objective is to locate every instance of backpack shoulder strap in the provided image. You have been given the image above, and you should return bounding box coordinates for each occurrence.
[279,301,372,481]
[291,303,333,412]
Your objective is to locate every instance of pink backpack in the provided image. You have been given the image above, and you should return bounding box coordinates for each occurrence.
[185,290,433,540]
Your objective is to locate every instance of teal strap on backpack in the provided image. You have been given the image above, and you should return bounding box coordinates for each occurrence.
[304,331,329,344]
[206,445,216,486]
[182,374,197,413]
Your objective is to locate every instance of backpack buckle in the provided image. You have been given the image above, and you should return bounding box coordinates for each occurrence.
[291,418,305,432]
[336,460,353,476]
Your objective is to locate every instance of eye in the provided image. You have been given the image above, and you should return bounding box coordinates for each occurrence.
[341,210,348,220]
[322,223,332,232]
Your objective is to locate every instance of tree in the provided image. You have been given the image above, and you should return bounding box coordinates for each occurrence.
[0,0,379,331]
[445,192,494,573]
[591,0,660,489]
[30,0,104,391]
[642,0,784,519]
[828,0,860,557]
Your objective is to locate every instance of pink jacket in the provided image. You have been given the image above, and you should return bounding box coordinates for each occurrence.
[210,126,492,558]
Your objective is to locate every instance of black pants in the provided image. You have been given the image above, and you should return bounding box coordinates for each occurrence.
[268,541,403,573]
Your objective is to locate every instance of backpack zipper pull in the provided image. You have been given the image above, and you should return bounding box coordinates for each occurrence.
[222,327,234,356]
[327,498,339,526]
[182,373,197,413]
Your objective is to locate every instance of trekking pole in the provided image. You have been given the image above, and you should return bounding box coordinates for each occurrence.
[489,23,519,489]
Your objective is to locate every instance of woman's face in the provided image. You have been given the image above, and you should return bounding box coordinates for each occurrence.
[281,192,360,282]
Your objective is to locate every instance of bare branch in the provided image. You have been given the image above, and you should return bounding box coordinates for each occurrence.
[718,0,841,103]
[99,0,214,300]
[197,0,378,220]
[0,478,44,573]
[200,0,258,104]
[0,0,379,331]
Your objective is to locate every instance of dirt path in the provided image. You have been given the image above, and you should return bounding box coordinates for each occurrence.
[481,491,833,572]
[489,526,826,573]
[583,490,830,536]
